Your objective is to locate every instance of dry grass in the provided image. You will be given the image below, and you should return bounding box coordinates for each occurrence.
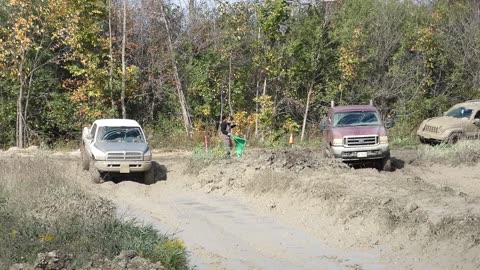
[417,140,480,165]
[0,153,189,270]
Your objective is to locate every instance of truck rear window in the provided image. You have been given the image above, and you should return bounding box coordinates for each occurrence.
[97,127,145,143]
[333,111,380,127]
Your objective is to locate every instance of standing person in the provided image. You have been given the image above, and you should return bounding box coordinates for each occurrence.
[220,115,236,157]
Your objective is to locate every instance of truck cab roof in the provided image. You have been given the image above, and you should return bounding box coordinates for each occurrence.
[93,119,141,127]
[330,105,378,113]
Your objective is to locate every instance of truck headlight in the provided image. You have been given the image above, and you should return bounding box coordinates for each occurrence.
[379,136,388,144]
[91,147,106,160]
[332,138,343,146]
[144,148,152,161]
[438,126,445,134]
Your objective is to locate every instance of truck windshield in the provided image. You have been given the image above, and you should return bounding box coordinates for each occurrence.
[445,106,472,119]
[97,126,145,143]
[333,111,381,127]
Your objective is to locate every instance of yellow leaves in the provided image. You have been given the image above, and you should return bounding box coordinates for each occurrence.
[283,116,299,133]
[233,111,251,136]
[339,46,359,81]
[200,106,211,116]
[9,0,27,8]
[338,27,365,83]
[155,239,185,252]
[39,233,55,242]
[10,229,18,238]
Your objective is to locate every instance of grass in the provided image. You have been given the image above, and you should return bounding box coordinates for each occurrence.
[0,154,189,270]
[417,140,480,165]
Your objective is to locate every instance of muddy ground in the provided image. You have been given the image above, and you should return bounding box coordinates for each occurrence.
[2,147,480,270]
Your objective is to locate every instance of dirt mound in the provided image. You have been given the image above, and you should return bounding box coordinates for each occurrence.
[10,250,164,270]
[186,148,480,269]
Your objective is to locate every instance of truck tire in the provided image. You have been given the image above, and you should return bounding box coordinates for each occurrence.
[376,154,392,171]
[89,161,102,184]
[80,146,90,170]
[417,136,427,144]
[447,133,462,144]
[144,167,155,185]
[382,157,392,172]
[322,142,331,159]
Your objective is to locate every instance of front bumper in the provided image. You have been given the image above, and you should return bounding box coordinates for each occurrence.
[331,144,389,161]
[417,130,445,142]
[94,160,152,173]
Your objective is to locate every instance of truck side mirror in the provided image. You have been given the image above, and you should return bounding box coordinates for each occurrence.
[385,119,395,129]
[86,133,93,140]
[473,119,480,126]
[320,119,326,131]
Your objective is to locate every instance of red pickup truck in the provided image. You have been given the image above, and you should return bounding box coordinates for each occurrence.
[320,101,394,171]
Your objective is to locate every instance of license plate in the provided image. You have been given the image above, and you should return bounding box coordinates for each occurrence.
[120,164,130,173]
[357,152,368,158]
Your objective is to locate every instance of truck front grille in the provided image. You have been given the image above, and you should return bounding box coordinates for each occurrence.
[106,151,143,161]
[344,136,378,147]
[423,125,439,133]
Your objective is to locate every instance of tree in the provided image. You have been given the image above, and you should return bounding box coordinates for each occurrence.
[286,3,337,141]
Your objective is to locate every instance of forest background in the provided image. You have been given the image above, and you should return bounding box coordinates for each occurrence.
[1,0,479,148]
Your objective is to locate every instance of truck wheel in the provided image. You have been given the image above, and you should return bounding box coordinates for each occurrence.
[382,157,392,172]
[144,167,155,185]
[80,146,90,170]
[376,154,392,172]
[322,142,331,159]
[447,133,461,144]
[89,161,103,184]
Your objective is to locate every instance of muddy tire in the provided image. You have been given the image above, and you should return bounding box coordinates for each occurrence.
[89,161,102,184]
[322,142,331,159]
[417,136,427,144]
[382,158,392,172]
[80,146,90,170]
[144,167,155,185]
[447,133,462,144]
[376,154,392,171]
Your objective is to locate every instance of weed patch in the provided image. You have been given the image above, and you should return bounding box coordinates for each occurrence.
[417,141,480,165]
[0,155,189,270]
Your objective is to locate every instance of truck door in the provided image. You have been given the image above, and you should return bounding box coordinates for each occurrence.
[466,110,480,139]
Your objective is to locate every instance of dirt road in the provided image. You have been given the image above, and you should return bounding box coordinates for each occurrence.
[5,147,478,270]
[74,152,377,269]
[65,148,478,270]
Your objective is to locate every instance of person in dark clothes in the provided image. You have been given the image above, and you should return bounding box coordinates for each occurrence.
[220,115,236,156]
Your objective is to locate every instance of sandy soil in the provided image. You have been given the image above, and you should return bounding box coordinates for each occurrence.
[3,147,480,270]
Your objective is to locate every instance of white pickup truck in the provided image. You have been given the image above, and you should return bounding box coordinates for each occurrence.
[81,119,155,184]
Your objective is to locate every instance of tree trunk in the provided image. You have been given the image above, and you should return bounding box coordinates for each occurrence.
[301,84,314,142]
[254,79,259,138]
[121,0,127,119]
[16,60,24,148]
[23,72,35,146]
[159,0,192,136]
[262,77,267,95]
[109,0,115,113]
[219,86,223,129]
[260,77,267,141]
[188,0,195,39]
[228,54,233,115]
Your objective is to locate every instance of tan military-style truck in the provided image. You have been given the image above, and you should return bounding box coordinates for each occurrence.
[81,119,155,184]
[417,100,480,144]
